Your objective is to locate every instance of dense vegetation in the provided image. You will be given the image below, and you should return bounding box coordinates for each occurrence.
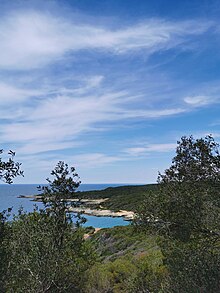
[76,184,157,211]
[0,135,219,292]
[136,135,220,292]
[0,161,96,292]
[85,226,165,293]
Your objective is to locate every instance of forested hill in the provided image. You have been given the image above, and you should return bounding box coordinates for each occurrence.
[76,184,158,211]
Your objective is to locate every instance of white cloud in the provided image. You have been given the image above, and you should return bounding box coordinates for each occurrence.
[0,7,218,184]
[125,143,176,156]
[0,83,41,105]
[71,153,123,168]
[210,120,220,126]
[184,95,212,106]
[117,107,186,119]
[17,141,78,155]
[0,70,217,157]
[0,85,187,155]
[144,143,176,152]
[0,10,213,70]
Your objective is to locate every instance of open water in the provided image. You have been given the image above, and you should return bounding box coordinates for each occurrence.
[0,184,130,228]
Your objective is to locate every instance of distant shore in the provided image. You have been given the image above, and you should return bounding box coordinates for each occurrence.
[69,206,134,221]
[18,195,135,221]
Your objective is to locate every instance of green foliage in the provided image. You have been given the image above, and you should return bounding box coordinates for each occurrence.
[126,255,167,293]
[1,136,220,292]
[0,149,23,184]
[39,161,83,225]
[158,135,220,183]
[1,161,97,292]
[136,182,220,241]
[0,209,11,292]
[84,226,166,293]
[137,135,220,240]
[161,238,220,293]
[136,135,220,292]
[85,253,167,293]
[92,226,160,261]
[77,184,157,211]
[84,258,136,293]
[3,208,95,292]
[0,149,23,291]
[35,161,87,267]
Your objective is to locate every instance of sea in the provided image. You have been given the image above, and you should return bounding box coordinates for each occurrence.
[0,184,130,228]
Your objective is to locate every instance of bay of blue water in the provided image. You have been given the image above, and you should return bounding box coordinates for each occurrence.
[0,184,129,228]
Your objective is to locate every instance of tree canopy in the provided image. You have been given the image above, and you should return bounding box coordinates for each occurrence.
[1,161,96,292]
[158,135,220,183]
[0,149,23,184]
[137,135,220,238]
[136,135,220,292]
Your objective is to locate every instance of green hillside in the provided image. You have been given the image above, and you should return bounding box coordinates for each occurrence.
[76,184,158,211]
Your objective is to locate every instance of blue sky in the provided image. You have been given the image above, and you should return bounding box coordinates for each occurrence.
[0,0,220,184]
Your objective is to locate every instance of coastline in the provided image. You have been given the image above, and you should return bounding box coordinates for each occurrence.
[69,207,134,221]
[18,195,135,221]
[84,228,101,240]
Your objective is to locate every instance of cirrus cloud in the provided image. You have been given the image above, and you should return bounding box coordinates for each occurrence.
[0,10,213,70]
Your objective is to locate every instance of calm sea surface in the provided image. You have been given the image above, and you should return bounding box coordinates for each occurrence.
[0,184,130,228]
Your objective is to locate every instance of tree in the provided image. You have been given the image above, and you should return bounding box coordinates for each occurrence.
[0,149,23,292]
[3,161,96,292]
[158,135,220,183]
[38,161,85,250]
[161,239,220,293]
[137,135,220,239]
[136,135,220,292]
[5,208,95,292]
[0,149,23,184]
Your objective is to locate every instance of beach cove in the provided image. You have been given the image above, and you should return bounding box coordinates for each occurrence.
[18,195,134,226]
[0,184,132,228]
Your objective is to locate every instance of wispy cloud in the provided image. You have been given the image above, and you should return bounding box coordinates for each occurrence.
[184,95,213,106]
[0,84,186,155]
[0,10,213,70]
[71,153,124,168]
[0,5,219,183]
[125,143,176,156]
[210,120,220,126]
[0,71,218,156]
[0,82,42,105]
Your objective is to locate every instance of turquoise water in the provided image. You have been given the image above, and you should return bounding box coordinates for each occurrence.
[83,214,129,228]
[0,184,129,228]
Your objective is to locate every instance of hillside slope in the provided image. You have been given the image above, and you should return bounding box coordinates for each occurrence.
[76,184,158,211]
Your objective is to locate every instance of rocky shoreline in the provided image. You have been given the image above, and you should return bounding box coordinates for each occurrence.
[68,207,134,221]
[18,195,134,221]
